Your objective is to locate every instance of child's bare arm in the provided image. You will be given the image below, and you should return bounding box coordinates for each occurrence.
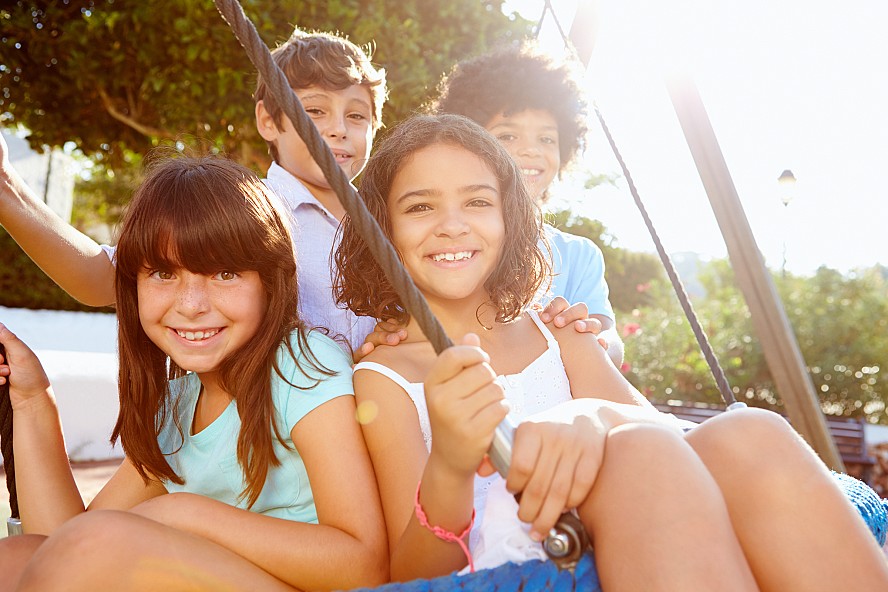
[0,134,115,306]
[355,337,507,581]
[129,395,389,591]
[538,297,624,366]
[0,322,84,533]
[506,398,684,538]
[0,323,161,534]
[552,322,651,407]
[498,327,682,537]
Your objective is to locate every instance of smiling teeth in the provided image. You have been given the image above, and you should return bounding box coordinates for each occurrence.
[176,329,219,341]
[521,168,542,176]
[433,251,473,262]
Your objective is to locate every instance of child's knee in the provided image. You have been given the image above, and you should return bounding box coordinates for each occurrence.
[19,511,133,587]
[691,407,793,446]
[0,534,45,590]
[688,407,808,469]
[605,422,689,468]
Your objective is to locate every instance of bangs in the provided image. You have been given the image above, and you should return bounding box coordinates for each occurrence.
[135,218,262,276]
[116,159,284,279]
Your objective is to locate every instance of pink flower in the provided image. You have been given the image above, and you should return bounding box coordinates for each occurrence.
[636,282,651,293]
[620,362,632,374]
[622,322,641,337]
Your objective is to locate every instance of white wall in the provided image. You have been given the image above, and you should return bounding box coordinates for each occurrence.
[0,306,120,461]
[2,130,75,223]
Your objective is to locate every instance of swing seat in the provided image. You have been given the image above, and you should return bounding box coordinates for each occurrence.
[351,552,600,592]
[349,473,886,592]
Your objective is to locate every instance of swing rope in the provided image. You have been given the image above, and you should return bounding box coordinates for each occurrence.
[537,5,741,408]
[212,0,597,570]
[3,8,886,588]
[213,0,453,357]
[1,344,18,522]
[593,109,740,407]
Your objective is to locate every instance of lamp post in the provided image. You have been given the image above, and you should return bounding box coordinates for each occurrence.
[777,169,797,277]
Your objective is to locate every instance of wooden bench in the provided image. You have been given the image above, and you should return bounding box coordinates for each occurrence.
[652,401,877,484]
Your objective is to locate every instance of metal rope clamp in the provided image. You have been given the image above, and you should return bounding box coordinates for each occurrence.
[7,517,22,536]
[488,417,590,571]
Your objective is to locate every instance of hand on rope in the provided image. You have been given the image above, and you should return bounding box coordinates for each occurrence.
[424,334,509,479]
[0,323,53,411]
[211,0,589,568]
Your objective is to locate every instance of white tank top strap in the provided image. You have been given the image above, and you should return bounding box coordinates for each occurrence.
[352,361,415,393]
[526,309,558,347]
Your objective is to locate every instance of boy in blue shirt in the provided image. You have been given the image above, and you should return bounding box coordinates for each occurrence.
[431,42,623,364]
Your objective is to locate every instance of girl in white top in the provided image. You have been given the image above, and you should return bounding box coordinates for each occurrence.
[334,114,888,590]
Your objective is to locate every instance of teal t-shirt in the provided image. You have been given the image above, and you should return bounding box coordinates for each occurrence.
[156,330,353,523]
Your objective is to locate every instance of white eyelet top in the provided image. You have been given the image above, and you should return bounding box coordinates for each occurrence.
[353,309,574,569]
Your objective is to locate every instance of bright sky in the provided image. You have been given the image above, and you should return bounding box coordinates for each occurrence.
[507,0,888,275]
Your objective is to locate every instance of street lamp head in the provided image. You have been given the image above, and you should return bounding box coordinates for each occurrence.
[778,169,797,207]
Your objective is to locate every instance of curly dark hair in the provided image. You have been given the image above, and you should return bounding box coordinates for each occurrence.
[333,114,550,326]
[430,42,588,171]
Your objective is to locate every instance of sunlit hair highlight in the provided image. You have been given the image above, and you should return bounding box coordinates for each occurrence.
[255,28,388,162]
[430,41,587,172]
[113,154,330,507]
[334,114,549,325]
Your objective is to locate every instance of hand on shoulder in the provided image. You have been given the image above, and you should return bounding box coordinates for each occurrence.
[537,297,610,348]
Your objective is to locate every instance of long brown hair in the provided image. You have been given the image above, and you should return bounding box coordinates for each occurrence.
[113,155,330,507]
[333,114,549,325]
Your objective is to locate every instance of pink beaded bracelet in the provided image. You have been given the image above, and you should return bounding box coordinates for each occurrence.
[414,481,476,573]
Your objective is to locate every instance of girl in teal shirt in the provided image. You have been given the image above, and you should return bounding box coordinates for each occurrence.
[0,156,386,591]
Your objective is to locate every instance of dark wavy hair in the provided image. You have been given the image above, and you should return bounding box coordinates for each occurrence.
[334,114,549,325]
[430,41,588,172]
[255,28,388,162]
[112,155,331,508]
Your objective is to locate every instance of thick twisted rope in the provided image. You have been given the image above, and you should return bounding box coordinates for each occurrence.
[212,1,598,567]
[594,109,739,407]
[1,344,18,519]
[536,2,739,408]
[212,0,452,355]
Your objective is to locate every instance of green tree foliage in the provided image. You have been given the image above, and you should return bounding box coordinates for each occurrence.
[619,259,888,423]
[1,0,530,220]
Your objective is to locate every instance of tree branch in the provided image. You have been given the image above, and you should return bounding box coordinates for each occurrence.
[97,87,170,139]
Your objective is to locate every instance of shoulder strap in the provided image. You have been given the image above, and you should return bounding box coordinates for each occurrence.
[526,309,558,346]
[353,361,417,392]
